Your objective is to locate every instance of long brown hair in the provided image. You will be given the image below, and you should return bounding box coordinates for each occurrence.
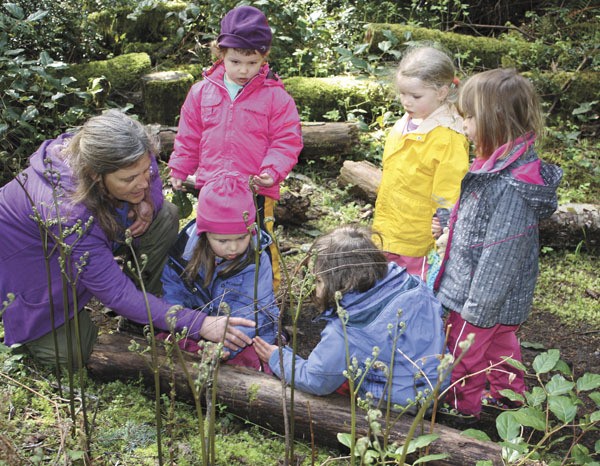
[458,68,544,159]
[184,231,254,288]
[67,110,159,241]
[311,225,388,311]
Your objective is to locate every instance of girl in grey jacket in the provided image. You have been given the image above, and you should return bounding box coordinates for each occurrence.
[435,69,563,419]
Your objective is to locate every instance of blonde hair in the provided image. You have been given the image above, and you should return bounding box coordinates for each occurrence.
[311,225,388,311]
[67,110,159,241]
[396,45,458,102]
[458,68,544,158]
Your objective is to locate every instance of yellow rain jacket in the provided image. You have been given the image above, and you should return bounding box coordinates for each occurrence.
[373,104,469,257]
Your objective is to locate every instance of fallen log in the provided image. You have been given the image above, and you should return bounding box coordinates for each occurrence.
[338,160,600,251]
[149,122,360,161]
[87,332,503,465]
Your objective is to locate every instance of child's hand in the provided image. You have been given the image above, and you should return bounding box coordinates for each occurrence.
[431,216,442,238]
[252,173,274,188]
[170,177,184,191]
[253,336,277,364]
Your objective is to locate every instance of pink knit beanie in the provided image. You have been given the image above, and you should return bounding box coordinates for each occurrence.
[217,6,272,53]
[196,174,256,235]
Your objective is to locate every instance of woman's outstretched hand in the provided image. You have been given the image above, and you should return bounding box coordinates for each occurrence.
[199,316,254,351]
[253,336,277,364]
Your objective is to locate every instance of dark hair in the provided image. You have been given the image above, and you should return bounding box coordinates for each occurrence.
[209,40,270,60]
[184,231,254,288]
[311,225,388,310]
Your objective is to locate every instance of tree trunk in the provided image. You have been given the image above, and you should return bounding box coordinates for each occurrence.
[150,122,360,161]
[87,333,503,466]
[337,160,600,251]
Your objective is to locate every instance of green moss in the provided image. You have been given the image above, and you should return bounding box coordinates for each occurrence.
[66,52,152,91]
[284,75,393,121]
[142,71,194,125]
[535,251,600,325]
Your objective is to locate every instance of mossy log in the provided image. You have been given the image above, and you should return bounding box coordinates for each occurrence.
[149,122,360,160]
[283,76,394,123]
[87,332,504,465]
[338,160,599,251]
[366,24,569,70]
[64,52,152,92]
[142,71,194,126]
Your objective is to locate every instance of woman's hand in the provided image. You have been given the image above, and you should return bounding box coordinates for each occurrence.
[128,199,153,237]
[253,336,277,364]
[199,316,254,351]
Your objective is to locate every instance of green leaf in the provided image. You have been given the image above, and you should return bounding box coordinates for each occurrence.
[513,407,547,431]
[589,392,600,407]
[521,340,546,350]
[589,410,600,422]
[546,374,575,396]
[414,453,449,464]
[532,349,560,374]
[26,9,49,22]
[577,373,600,392]
[496,411,520,441]
[4,3,24,19]
[337,432,352,448]
[405,433,439,452]
[172,190,193,219]
[548,395,578,423]
[501,356,527,371]
[462,429,491,442]
[526,386,547,407]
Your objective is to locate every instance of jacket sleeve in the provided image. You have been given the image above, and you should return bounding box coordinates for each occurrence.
[461,187,537,326]
[168,83,204,181]
[268,324,348,396]
[161,262,209,312]
[430,130,469,211]
[72,223,208,338]
[259,90,303,184]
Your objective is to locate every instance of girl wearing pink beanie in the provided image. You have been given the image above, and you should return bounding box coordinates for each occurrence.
[161,174,279,371]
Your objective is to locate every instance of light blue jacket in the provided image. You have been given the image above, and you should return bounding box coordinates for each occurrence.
[268,263,449,408]
[161,221,279,357]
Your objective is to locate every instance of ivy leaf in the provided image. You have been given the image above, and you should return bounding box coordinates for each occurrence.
[532,349,560,374]
[546,374,575,396]
[577,373,600,392]
[496,411,520,441]
[525,386,547,407]
[172,190,193,219]
[337,433,352,448]
[548,395,577,423]
[513,407,547,431]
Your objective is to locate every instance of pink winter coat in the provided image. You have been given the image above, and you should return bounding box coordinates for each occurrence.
[169,61,303,200]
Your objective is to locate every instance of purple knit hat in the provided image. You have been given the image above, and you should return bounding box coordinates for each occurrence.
[196,173,256,235]
[217,6,272,53]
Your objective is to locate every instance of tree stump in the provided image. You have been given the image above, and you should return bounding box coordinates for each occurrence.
[142,71,194,126]
[87,332,504,465]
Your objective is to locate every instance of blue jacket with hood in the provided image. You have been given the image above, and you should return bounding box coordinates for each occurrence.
[268,263,449,408]
[161,220,279,357]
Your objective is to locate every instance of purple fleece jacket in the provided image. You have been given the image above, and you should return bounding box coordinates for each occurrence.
[0,134,206,346]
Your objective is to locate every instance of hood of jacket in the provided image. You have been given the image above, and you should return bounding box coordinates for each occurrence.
[469,134,563,220]
[318,263,419,326]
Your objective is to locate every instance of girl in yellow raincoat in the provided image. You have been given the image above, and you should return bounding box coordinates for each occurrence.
[373,46,469,280]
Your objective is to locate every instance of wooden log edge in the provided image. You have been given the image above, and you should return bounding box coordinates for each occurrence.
[87,332,503,465]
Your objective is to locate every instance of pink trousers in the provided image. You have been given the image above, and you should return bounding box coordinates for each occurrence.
[444,311,526,416]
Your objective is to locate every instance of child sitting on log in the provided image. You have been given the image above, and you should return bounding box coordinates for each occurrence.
[253,225,449,410]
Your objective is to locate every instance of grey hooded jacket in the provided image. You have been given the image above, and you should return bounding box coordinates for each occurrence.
[436,137,563,328]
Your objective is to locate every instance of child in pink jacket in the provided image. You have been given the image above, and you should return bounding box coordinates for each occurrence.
[169,6,303,290]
